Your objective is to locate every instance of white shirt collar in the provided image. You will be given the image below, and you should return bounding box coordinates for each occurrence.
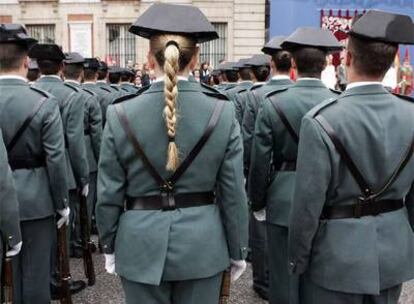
[154,76,189,83]
[83,81,96,84]
[0,75,27,82]
[96,80,107,84]
[297,77,320,81]
[64,79,80,85]
[41,75,61,80]
[239,80,253,84]
[346,81,383,90]
[272,75,290,81]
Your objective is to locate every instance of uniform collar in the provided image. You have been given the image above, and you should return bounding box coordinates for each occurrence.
[0,75,27,82]
[272,75,290,81]
[343,83,388,97]
[346,81,383,90]
[40,74,61,80]
[294,78,326,88]
[65,79,81,85]
[83,81,96,85]
[144,79,201,94]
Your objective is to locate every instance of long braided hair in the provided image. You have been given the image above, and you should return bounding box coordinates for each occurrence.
[150,34,197,171]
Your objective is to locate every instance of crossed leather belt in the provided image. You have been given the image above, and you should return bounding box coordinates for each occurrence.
[125,191,215,211]
[279,161,296,171]
[9,156,46,171]
[320,199,404,220]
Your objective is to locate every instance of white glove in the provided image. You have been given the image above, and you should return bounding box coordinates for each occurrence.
[57,207,70,229]
[81,184,89,197]
[230,259,247,282]
[6,241,22,257]
[104,254,116,275]
[253,209,266,222]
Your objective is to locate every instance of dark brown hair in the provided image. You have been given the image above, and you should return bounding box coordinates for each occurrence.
[348,35,398,78]
[0,43,28,72]
[292,47,326,78]
[271,51,292,73]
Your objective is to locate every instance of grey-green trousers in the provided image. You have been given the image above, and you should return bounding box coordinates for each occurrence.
[301,274,402,304]
[121,272,223,304]
[267,223,299,304]
[12,216,55,304]
[250,212,268,296]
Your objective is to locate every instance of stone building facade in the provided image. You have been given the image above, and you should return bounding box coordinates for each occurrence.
[0,0,266,67]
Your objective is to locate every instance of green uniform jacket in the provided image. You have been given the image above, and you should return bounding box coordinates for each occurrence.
[242,78,293,166]
[0,130,21,252]
[65,81,102,173]
[120,83,139,94]
[97,80,249,285]
[288,84,414,295]
[249,79,338,226]
[0,78,68,220]
[35,76,89,189]
[93,81,119,125]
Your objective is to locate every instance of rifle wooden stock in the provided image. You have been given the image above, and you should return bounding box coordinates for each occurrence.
[57,225,73,304]
[2,256,13,303]
[79,195,96,286]
[219,268,231,304]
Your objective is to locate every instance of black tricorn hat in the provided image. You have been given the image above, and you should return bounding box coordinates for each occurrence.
[99,61,108,71]
[349,10,414,45]
[281,27,343,53]
[29,44,65,61]
[0,23,37,48]
[64,52,85,64]
[28,59,39,70]
[235,58,253,69]
[84,58,100,70]
[261,36,286,54]
[129,3,218,43]
[217,62,237,72]
[109,66,123,74]
[247,54,271,67]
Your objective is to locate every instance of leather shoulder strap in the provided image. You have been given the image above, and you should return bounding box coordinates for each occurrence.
[114,104,167,187]
[316,114,414,199]
[372,135,414,200]
[168,99,226,186]
[269,98,299,144]
[315,114,372,195]
[7,97,47,154]
[100,87,111,93]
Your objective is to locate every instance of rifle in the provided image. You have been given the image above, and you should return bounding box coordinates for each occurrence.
[2,246,13,304]
[57,224,73,304]
[219,268,231,304]
[79,194,95,286]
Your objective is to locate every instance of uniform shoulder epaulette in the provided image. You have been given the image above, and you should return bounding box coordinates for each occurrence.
[311,97,339,118]
[202,90,229,101]
[29,86,50,98]
[250,84,264,91]
[100,87,112,93]
[64,82,80,92]
[136,85,151,96]
[393,93,414,103]
[200,82,221,94]
[82,88,97,96]
[112,93,138,105]
[264,87,289,99]
[329,88,342,95]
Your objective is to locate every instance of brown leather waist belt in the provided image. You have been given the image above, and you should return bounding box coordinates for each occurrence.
[125,192,215,211]
[9,157,46,171]
[320,199,404,220]
[279,161,296,171]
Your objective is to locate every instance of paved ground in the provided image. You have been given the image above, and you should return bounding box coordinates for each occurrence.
[58,251,414,304]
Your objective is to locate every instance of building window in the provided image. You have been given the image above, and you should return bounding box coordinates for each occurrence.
[26,24,55,44]
[199,22,227,68]
[106,24,136,67]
